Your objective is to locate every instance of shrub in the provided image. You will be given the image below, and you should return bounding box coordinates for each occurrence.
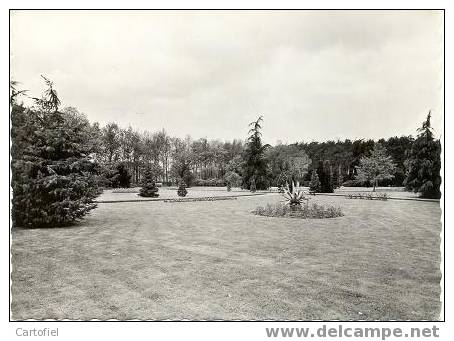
[378,193,389,200]
[252,202,343,219]
[177,179,188,197]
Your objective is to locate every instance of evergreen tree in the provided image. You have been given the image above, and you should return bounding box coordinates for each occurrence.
[404,112,441,198]
[116,163,132,188]
[241,116,271,190]
[250,177,257,192]
[11,77,100,228]
[177,179,188,197]
[139,167,159,197]
[317,161,334,193]
[10,80,28,105]
[356,143,396,191]
[331,170,339,189]
[309,170,321,192]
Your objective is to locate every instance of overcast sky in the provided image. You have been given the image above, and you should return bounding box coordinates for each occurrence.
[11,10,443,144]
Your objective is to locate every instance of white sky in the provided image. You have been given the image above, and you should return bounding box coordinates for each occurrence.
[10,10,443,144]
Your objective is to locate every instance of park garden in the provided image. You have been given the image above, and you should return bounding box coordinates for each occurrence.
[10,78,442,320]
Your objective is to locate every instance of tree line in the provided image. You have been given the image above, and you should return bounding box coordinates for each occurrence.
[10,77,441,228]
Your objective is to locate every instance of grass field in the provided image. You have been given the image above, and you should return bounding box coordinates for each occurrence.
[11,189,442,320]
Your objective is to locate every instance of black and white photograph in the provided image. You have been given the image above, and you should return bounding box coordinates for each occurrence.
[7,6,445,331]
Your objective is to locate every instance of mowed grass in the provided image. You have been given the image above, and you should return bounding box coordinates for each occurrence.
[11,193,441,320]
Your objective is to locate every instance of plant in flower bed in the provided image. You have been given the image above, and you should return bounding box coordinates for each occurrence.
[282,181,310,209]
[346,193,388,201]
[112,188,140,193]
[164,196,237,203]
[253,202,343,219]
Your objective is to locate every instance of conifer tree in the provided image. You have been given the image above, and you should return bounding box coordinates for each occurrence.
[241,116,271,190]
[404,112,441,198]
[309,170,321,192]
[177,179,188,197]
[11,76,100,228]
[139,167,159,197]
[317,161,334,193]
[250,177,257,192]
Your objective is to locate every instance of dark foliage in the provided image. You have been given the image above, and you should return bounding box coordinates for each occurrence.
[250,177,257,192]
[139,167,159,197]
[177,179,188,197]
[103,163,131,188]
[266,144,310,186]
[241,116,271,190]
[316,161,334,193]
[309,170,321,192]
[11,78,100,228]
[192,178,226,187]
[404,113,441,199]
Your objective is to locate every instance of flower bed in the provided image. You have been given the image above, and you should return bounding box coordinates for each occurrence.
[164,197,238,203]
[346,193,388,200]
[111,187,140,193]
[252,202,343,219]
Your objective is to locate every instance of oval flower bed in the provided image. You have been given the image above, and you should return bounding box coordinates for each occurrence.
[253,202,343,219]
[164,197,237,203]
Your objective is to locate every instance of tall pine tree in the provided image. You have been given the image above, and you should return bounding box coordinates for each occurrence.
[241,116,271,190]
[404,112,441,199]
[11,76,100,228]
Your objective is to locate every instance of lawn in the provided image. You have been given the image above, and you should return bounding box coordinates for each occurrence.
[11,189,442,320]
